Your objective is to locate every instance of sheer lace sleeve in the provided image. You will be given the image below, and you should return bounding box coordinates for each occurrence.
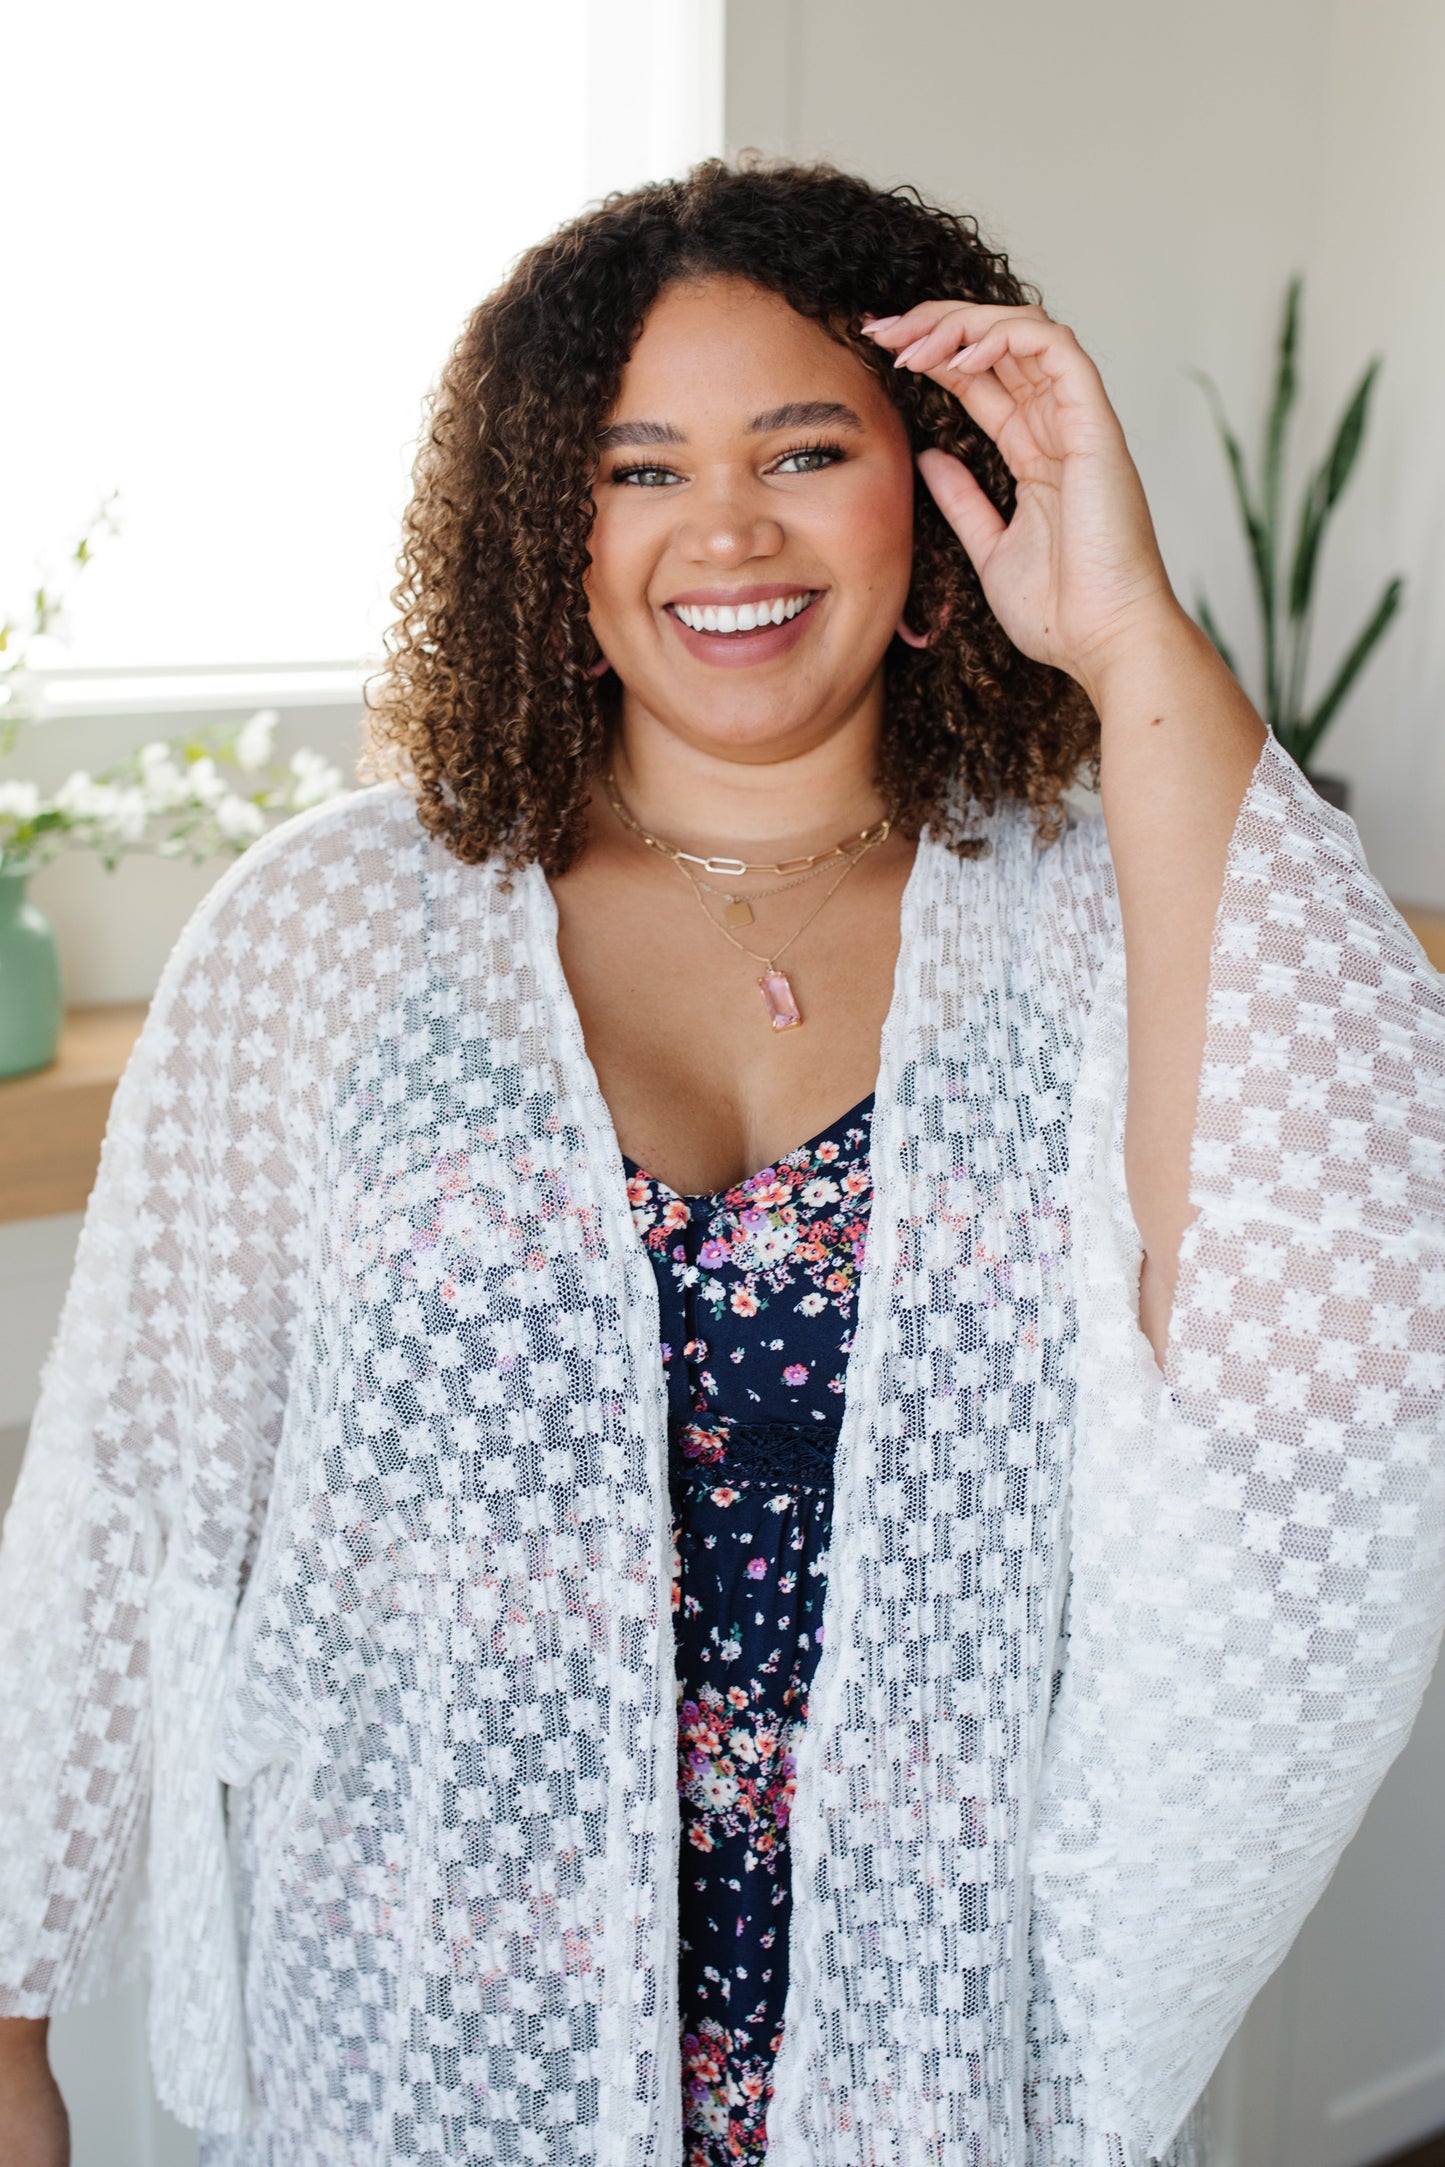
[1026,734,1445,2165]
[0,829,306,2124]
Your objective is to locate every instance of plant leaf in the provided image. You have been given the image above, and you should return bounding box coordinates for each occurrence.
[1324,357,1381,509]
[1194,591,1239,677]
[1263,276,1301,552]
[1297,575,1404,768]
[1286,356,1382,626]
[1190,366,1275,678]
[1287,461,1330,621]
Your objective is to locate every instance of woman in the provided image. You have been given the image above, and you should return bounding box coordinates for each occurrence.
[1,158,1442,2167]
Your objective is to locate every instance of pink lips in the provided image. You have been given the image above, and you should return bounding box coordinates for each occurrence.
[664,592,822,670]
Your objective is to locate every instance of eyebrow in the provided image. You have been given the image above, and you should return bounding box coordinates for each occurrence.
[596,399,865,450]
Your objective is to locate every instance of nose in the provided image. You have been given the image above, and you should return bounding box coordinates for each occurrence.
[678,468,785,568]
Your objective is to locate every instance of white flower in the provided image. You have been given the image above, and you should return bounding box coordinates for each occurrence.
[101,785,150,844]
[233,707,278,773]
[54,770,115,821]
[138,745,192,812]
[744,1224,798,1267]
[214,792,266,842]
[0,780,41,821]
[187,755,227,806]
[696,1767,737,1811]
[287,746,345,809]
[51,771,148,845]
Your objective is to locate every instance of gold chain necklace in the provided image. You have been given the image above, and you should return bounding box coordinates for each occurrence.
[603,768,888,876]
[603,769,892,1032]
[690,853,840,928]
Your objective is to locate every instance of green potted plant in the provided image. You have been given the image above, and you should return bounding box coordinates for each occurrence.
[0,501,350,1079]
[1191,276,1404,812]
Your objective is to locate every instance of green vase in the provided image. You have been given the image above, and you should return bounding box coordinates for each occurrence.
[0,861,63,1079]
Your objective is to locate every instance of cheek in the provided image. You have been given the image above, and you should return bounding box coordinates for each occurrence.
[823,467,916,598]
[581,500,642,621]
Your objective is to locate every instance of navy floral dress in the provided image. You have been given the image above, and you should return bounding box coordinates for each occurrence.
[619,1092,876,2167]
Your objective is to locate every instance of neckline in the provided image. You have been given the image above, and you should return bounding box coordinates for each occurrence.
[527,829,932,1243]
[619,1088,877,1204]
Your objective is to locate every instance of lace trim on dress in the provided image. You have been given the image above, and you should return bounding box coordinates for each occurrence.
[669,1420,840,1487]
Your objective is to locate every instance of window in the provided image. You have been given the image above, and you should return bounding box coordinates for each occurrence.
[0,1,722,680]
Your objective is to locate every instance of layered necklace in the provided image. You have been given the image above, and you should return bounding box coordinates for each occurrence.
[603,768,892,1032]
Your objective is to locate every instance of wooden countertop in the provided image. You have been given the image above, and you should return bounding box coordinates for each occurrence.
[2,906,1443,1226]
[0,1002,150,1222]
[1402,902,1445,971]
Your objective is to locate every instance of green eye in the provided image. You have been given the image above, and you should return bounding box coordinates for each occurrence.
[614,464,680,487]
[772,441,847,474]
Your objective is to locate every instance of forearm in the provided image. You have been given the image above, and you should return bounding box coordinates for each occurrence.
[0,2014,68,2167]
[0,2015,49,2061]
[1079,601,1268,1355]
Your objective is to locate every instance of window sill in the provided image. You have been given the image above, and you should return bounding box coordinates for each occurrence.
[29,660,365,720]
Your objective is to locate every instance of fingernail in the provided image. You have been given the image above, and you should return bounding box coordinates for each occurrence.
[894,335,930,369]
[946,345,977,369]
[861,314,901,334]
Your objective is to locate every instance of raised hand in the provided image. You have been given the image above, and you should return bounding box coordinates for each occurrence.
[862,301,1179,695]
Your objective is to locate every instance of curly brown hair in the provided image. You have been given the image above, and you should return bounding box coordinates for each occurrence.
[360,155,1100,870]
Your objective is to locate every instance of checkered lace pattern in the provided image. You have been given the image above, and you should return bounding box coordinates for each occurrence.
[0,733,1440,2167]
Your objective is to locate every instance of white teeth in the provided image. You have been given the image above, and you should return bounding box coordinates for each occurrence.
[673,593,814,634]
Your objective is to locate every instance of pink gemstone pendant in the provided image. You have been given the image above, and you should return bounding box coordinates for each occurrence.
[758,969,802,1030]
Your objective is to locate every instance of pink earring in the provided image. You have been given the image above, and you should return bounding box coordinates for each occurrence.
[894,616,933,649]
[585,655,612,680]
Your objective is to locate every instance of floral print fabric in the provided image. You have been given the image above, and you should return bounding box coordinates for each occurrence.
[620,1094,876,2167]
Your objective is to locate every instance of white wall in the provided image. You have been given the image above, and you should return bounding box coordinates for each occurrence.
[1295,1,1445,910]
[725,0,1445,909]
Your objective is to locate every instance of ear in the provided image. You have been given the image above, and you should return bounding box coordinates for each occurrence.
[894,596,952,649]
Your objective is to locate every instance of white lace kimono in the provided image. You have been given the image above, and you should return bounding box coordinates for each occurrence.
[1,733,1442,2167]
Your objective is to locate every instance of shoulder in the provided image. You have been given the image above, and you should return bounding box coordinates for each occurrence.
[147,781,438,1015]
[177,779,432,934]
[204,778,422,908]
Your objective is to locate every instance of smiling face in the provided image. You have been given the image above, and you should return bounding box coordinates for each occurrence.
[584,274,917,765]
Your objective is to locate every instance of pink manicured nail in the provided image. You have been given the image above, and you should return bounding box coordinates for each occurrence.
[861,314,901,334]
[946,345,978,368]
[894,335,931,369]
